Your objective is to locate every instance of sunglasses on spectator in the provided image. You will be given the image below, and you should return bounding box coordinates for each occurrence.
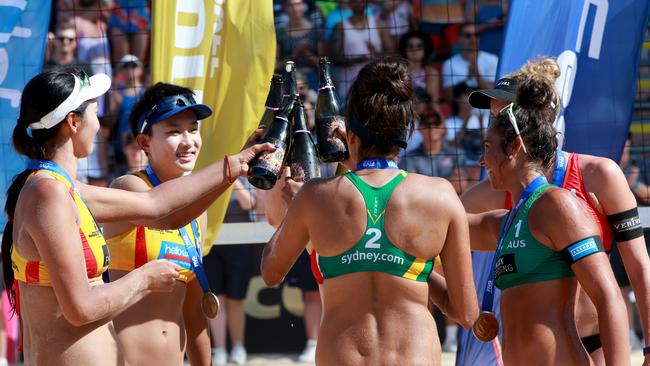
[56,36,75,43]
[462,32,477,39]
[407,42,424,50]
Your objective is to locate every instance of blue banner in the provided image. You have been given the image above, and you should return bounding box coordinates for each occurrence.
[0,0,51,232]
[498,0,650,161]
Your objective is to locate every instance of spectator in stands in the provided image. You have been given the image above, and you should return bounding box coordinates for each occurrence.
[109,132,146,180]
[108,0,151,63]
[108,54,145,165]
[276,0,324,91]
[621,135,650,205]
[204,178,258,365]
[380,0,414,45]
[416,0,464,35]
[444,82,488,183]
[399,31,441,114]
[464,0,509,55]
[273,0,321,30]
[74,0,113,77]
[296,71,318,124]
[441,23,498,102]
[330,0,394,102]
[74,0,114,186]
[414,0,464,60]
[399,105,468,193]
[44,26,79,71]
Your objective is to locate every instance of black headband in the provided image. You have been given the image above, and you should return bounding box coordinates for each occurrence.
[348,111,408,149]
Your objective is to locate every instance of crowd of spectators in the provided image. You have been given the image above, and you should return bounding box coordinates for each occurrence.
[41,0,510,362]
[43,0,508,198]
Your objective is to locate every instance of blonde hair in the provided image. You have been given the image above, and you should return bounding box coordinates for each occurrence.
[506,57,561,120]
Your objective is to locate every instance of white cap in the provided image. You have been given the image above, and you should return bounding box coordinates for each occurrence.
[28,73,111,130]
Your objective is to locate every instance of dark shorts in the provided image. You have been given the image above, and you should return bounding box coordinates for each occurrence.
[284,251,319,292]
[203,244,255,299]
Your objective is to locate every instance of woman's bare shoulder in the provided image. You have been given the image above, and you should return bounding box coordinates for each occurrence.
[109,173,150,192]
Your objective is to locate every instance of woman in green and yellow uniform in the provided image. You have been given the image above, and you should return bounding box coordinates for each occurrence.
[467,73,629,365]
[103,83,213,365]
[261,57,479,366]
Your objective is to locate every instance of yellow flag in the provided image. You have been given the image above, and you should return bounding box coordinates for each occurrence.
[151,0,276,251]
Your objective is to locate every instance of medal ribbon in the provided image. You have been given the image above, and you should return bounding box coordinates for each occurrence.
[355,158,399,171]
[27,160,102,232]
[144,166,212,294]
[552,150,566,186]
[481,175,548,312]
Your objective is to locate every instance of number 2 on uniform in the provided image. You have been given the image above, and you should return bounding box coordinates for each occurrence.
[514,220,522,238]
[365,228,381,249]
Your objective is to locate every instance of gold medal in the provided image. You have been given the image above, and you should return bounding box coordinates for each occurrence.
[472,311,499,342]
[201,292,220,318]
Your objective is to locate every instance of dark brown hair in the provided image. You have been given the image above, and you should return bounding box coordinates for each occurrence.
[345,57,415,157]
[490,75,558,171]
[3,70,82,312]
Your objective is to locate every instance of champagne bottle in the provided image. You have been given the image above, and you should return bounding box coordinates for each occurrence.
[257,74,283,130]
[315,57,349,162]
[289,99,320,182]
[248,96,296,190]
[282,61,298,104]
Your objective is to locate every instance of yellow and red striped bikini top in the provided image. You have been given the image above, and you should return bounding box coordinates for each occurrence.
[106,170,201,283]
[11,168,110,286]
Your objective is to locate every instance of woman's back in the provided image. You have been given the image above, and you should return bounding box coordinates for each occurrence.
[261,57,478,366]
[301,170,465,365]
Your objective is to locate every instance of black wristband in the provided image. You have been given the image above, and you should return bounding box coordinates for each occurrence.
[644,346,650,356]
[608,207,643,242]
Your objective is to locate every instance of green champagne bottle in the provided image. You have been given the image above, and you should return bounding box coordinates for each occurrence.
[289,99,320,182]
[315,57,349,162]
[248,96,296,190]
[257,74,283,130]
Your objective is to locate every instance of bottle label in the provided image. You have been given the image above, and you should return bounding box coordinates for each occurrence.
[317,115,347,152]
[291,161,321,182]
[256,138,287,176]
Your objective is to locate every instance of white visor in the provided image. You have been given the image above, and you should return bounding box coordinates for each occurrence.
[28,73,111,130]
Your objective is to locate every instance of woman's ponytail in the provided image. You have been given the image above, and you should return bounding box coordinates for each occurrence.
[2,170,34,313]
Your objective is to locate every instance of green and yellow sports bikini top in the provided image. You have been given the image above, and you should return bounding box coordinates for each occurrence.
[315,171,434,282]
[494,184,575,290]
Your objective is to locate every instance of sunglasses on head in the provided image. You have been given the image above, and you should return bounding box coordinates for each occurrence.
[68,68,90,88]
[138,94,197,134]
[57,36,75,42]
[462,32,477,39]
[498,103,528,154]
[407,42,424,50]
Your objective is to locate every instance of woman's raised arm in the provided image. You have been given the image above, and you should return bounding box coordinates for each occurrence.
[81,135,273,229]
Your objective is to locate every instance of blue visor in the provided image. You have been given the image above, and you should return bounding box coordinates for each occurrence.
[137,94,212,134]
